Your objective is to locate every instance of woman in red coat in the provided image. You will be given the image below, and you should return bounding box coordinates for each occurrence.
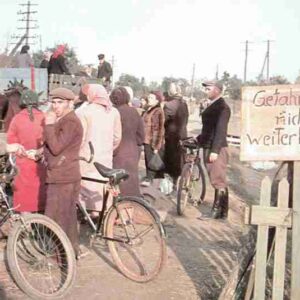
[6,90,46,212]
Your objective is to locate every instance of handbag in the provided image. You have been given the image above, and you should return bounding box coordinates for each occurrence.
[148,152,165,171]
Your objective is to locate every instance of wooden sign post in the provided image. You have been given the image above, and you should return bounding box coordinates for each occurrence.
[241,84,300,299]
[291,161,300,299]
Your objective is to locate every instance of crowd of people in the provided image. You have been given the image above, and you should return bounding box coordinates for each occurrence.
[4,46,231,258]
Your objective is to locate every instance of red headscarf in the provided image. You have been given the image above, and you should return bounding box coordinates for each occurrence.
[82,84,112,111]
[52,45,66,59]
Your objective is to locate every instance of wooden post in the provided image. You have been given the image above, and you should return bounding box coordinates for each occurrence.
[254,176,271,299]
[272,178,289,300]
[291,161,300,299]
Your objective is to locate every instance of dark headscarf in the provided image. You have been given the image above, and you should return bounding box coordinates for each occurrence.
[20,45,30,54]
[19,89,40,121]
[150,90,164,103]
[110,87,130,107]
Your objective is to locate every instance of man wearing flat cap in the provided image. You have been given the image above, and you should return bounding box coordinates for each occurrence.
[97,53,113,89]
[197,80,231,219]
[44,87,83,257]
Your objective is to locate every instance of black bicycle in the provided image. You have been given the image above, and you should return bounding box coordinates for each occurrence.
[176,137,206,216]
[77,143,167,282]
[0,154,76,299]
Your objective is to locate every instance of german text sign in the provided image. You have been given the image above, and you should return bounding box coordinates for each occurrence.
[240,84,300,161]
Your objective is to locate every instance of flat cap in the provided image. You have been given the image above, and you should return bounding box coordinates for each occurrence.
[202,80,223,91]
[49,87,75,101]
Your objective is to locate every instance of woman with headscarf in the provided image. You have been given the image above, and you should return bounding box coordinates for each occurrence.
[110,87,144,197]
[15,45,34,68]
[164,83,189,190]
[48,45,70,75]
[141,91,165,187]
[6,89,46,212]
[76,84,122,211]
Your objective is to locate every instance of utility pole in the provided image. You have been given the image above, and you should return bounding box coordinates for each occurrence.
[11,1,38,50]
[266,39,270,82]
[111,55,115,87]
[190,63,195,98]
[259,40,274,82]
[244,40,249,83]
[215,64,219,80]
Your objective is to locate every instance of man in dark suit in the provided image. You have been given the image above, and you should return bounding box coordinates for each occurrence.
[97,54,113,88]
[197,80,231,219]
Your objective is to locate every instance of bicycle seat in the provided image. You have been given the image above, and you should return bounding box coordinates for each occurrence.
[93,162,129,184]
[182,138,199,149]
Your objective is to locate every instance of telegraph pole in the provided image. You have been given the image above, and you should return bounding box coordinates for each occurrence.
[215,64,219,80]
[259,40,274,82]
[244,40,249,83]
[190,63,195,98]
[11,1,38,48]
[266,39,270,82]
[111,55,115,87]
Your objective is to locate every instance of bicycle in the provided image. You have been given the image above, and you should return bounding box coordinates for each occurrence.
[0,154,76,300]
[176,137,206,216]
[78,143,167,283]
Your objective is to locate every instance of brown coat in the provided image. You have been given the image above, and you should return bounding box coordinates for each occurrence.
[142,105,165,150]
[44,111,83,183]
[113,104,144,197]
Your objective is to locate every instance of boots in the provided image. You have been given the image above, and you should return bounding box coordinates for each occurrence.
[212,188,228,219]
[220,188,229,219]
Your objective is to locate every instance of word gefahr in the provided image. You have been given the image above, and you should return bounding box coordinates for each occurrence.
[246,127,300,146]
[253,88,300,107]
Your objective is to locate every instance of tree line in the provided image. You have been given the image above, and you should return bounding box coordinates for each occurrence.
[32,44,300,101]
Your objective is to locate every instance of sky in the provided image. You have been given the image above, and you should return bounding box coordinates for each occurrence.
[1,0,300,84]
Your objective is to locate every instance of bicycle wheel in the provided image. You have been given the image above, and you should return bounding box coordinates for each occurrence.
[105,199,166,282]
[7,214,76,299]
[177,163,192,215]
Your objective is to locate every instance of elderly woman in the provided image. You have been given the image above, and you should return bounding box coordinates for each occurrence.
[141,91,165,187]
[77,84,122,211]
[164,83,189,189]
[110,87,145,196]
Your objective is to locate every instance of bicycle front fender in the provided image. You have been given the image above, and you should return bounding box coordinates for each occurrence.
[115,196,167,239]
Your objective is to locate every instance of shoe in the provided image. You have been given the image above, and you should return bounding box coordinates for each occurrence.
[76,246,90,260]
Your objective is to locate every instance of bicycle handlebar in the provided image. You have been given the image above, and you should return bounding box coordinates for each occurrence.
[79,141,94,163]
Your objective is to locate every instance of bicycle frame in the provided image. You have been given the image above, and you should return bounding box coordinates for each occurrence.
[0,183,14,227]
[79,176,166,243]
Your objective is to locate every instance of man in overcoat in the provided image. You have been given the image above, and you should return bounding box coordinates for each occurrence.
[97,54,113,88]
[44,87,83,256]
[197,80,231,219]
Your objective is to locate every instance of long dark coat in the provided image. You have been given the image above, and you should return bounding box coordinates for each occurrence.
[164,97,189,179]
[113,104,145,196]
[48,54,70,75]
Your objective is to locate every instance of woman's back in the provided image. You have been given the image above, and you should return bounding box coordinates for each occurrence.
[78,103,121,177]
[114,104,144,157]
